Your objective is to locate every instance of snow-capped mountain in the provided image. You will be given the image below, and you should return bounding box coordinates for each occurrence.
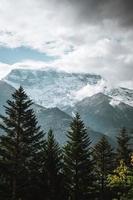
[4,68,102,109]
[0,81,109,145]
[3,68,133,139]
[106,87,133,107]
[0,70,133,143]
[4,68,133,109]
[71,93,133,135]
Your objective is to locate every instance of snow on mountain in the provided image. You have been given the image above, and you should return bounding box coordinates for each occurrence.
[4,68,102,109]
[3,68,133,109]
[106,87,133,107]
[0,81,109,145]
[73,79,107,101]
[73,81,133,107]
[1,69,133,143]
[109,99,121,107]
[72,93,133,135]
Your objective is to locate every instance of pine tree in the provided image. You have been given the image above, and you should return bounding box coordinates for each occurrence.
[63,113,93,200]
[93,136,115,199]
[42,129,63,200]
[116,127,132,166]
[0,86,44,200]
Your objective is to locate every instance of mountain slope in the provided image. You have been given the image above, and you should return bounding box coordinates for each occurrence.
[2,68,133,143]
[72,93,133,135]
[34,105,108,145]
[106,87,133,107]
[34,106,72,144]
[0,81,15,114]
[4,68,102,109]
[0,81,106,145]
[4,68,133,109]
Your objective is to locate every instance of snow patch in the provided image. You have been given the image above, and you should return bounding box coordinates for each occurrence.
[73,79,107,101]
[4,69,133,109]
[109,99,120,107]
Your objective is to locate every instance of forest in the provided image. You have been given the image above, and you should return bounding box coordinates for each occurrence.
[0,87,133,200]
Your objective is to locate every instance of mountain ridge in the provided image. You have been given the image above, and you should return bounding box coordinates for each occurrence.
[0,68,132,144]
[71,92,133,135]
[4,68,133,108]
[0,80,108,145]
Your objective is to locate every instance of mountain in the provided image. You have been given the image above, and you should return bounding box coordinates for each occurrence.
[4,68,133,109]
[0,81,15,114]
[106,87,133,107]
[4,68,102,109]
[0,80,106,145]
[0,80,71,143]
[32,105,107,145]
[2,68,133,143]
[71,93,133,137]
[33,105,72,144]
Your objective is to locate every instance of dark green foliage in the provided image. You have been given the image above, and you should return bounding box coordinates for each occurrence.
[93,136,115,199]
[0,87,133,199]
[63,113,94,200]
[42,129,63,200]
[0,86,44,200]
[116,127,132,166]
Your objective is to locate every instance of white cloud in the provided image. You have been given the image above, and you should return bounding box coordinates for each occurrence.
[0,62,12,79]
[73,79,108,101]
[0,0,133,88]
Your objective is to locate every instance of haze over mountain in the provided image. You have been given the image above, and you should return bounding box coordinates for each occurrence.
[0,78,108,145]
[0,81,15,114]
[4,68,102,110]
[0,1,133,198]
[72,93,133,136]
[4,68,133,109]
[0,68,132,144]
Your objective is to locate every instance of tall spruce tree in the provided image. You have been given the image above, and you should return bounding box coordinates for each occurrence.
[0,87,44,200]
[116,127,132,166]
[42,129,63,200]
[93,136,115,200]
[63,113,93,200]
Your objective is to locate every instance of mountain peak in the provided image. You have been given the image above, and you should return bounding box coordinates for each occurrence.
[3,68,133,108]
[4,68,102,109]
[91,92,110,100]
[77,92,111,106]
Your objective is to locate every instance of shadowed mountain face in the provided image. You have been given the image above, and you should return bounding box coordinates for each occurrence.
[33,105,72,144]
[32,105,107,145]
[72,93,133,136]
[0,81,15,114]
[0,81,106,145]
[1,69,133,144]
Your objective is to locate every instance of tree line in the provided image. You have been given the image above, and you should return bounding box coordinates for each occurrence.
[0,87,133,200]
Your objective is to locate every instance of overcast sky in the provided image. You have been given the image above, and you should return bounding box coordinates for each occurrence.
[0,0,133,88]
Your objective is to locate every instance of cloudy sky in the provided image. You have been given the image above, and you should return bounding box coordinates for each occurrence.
[0,0,133,88]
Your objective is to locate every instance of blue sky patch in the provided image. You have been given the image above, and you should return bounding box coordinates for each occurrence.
[0,46,57,64]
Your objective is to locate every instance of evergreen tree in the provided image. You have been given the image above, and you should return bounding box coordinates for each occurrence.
[116,127,132,166]
[63,113,93,200]
[42,129,63,200]
[93,136,115,200]
[0,87,44,200]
